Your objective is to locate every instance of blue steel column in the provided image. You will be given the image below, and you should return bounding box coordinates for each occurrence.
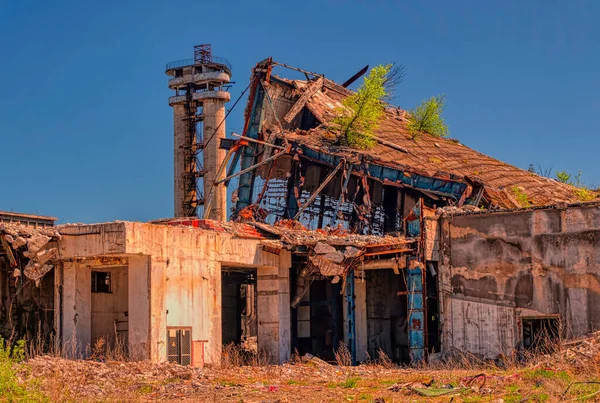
[345,269,357,365]
[407,257,425,362]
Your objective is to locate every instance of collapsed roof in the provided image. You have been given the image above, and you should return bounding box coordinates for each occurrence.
[240,59,597,209]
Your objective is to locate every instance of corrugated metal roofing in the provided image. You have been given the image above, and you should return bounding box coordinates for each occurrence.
[272,77,597,208]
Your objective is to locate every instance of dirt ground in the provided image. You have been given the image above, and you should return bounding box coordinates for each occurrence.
[15,353,600,403]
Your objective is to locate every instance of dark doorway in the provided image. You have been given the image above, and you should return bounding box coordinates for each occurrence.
[221,268,257,351]
[291,271,344,362]
[522,317,559,352]
[366,269,409,363]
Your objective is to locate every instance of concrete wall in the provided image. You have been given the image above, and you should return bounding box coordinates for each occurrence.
[438,203,600,359]
[257,257,291,364]
[58,222,291,366]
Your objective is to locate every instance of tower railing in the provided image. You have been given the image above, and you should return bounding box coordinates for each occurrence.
[165,57,232,73]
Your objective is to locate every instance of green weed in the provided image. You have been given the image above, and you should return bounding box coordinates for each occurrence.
[0,337,47,402]
[340,377,361,389]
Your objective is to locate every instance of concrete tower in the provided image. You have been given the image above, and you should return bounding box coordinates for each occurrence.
[166,44,231,220]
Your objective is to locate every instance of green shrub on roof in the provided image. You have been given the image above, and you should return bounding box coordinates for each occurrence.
[407,95,449,139]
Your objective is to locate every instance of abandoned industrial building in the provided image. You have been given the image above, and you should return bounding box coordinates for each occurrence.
[1,45,599,368]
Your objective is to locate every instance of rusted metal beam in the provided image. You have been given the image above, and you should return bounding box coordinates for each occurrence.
[363,248,414,257]
[216,149,288,185]
[361,258,405,270]
[342,65,369,88]
[283,76,324,123]
[272,61,323,78]
[293,160,345,220]
[230,133,285,150]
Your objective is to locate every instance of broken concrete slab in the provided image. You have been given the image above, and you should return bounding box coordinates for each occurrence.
[11,236,26,249]
[313,241,336,255]
[27,235,51,253]
[24,261,53,282]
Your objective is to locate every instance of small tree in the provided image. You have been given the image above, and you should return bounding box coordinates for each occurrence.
[407,95,449,139]
[332,64,394,149]
[556,171,571,184]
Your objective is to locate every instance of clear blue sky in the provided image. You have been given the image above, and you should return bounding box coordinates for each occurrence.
[1,0,598,224]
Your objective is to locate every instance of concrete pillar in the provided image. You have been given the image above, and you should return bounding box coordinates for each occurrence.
[207,260,222,367]
[203,98,227,221]
[149,256,167,362]
[128,255,150,360]
[344,273,368,362]
[60,261,91,357]
[257,259,291,363]
[173,103,194,217]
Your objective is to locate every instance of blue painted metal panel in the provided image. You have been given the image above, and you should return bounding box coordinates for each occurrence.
[407,258,425,363]
[407,202,421,237]
[408,293,423,309]
[297,143,467,200]
[345,269,357,365]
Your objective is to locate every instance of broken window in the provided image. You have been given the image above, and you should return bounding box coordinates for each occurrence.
[91,271,111,293]
[522,317,559,351]
[167,328,192,366]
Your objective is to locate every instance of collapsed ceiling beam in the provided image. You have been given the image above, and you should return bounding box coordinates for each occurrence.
[283,76,324,123]
[231,132,285,150]
[293,160,345,220]
[216,149,288,185]
[272,61,323,78]
[360,257,406,270]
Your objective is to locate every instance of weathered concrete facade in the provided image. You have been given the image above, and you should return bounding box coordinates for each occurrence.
[437,203,600,359]
[57,222,290,366]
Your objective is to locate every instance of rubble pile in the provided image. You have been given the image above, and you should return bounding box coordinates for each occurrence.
[17,344,600,403]
[0,223,61,285]
[435,205,483,217]
[539,330,600,368]
[20,356,206,400]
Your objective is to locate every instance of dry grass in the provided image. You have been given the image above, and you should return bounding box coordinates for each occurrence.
[221,342,270,368]
[16,352,600,403]
[8,331,600,402]
[334,341,352,367]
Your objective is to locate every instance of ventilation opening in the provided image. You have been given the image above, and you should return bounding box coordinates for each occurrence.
[522,317,559,352]
[167,327,192,366]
